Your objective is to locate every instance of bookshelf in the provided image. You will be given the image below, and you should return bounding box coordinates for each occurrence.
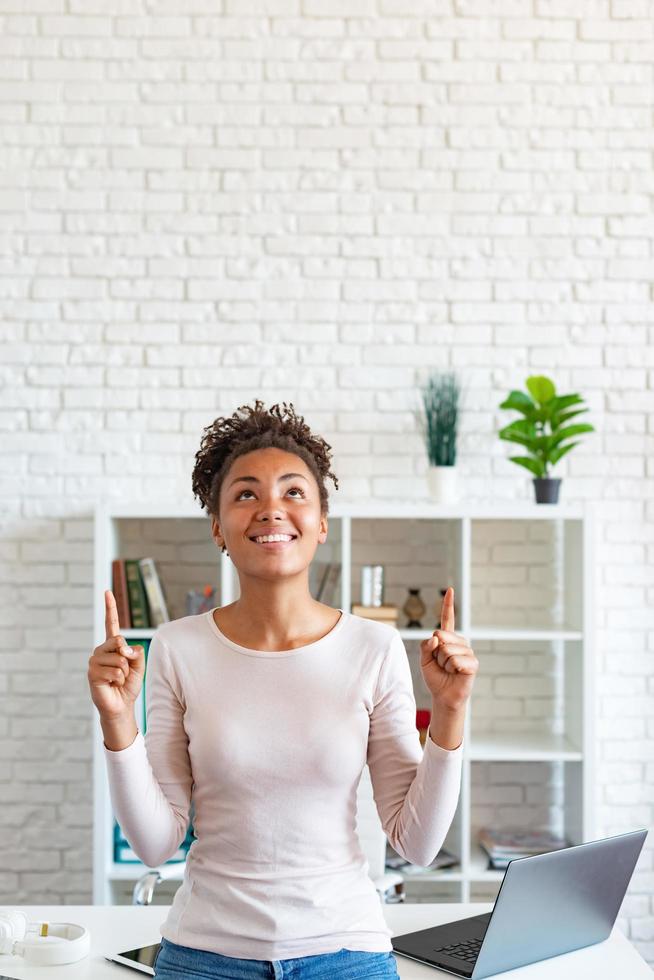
[93,500,596,905]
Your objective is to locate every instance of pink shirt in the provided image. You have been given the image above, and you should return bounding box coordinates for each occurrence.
[103,608,463,960]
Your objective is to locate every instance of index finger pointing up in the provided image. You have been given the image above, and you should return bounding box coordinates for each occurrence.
[105,589,121,640]
[440,586,455,632]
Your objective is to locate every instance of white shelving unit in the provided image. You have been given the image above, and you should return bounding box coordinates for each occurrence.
[93,500,596,905]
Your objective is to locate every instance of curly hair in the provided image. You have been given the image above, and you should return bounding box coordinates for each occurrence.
[191,400,339,552]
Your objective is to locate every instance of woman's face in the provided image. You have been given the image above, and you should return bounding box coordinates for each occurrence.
[211,446,328,580]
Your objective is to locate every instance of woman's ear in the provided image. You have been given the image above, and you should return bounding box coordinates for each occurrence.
[210,514,224,551]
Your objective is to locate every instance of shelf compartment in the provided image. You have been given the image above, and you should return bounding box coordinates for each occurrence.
[110,516,220,624]
[349,517,464,629]
[467,637,586,761]
[470,517,585,633]
[470,760,567,841]
[469,757,590,893]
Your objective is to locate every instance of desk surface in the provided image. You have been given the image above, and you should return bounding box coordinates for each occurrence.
[0,904,650,980]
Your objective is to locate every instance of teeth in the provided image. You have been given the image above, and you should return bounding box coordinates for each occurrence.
[254,534,294,543]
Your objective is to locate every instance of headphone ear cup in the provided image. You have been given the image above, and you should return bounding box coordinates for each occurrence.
[0,911,27,952]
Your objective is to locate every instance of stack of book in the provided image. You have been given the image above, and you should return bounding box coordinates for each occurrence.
[112,557,170,628]
[478,827,569,870]
[351,603,399,626]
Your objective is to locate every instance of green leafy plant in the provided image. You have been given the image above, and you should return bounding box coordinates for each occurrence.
[415,372,461,466]
[498,375,595,479]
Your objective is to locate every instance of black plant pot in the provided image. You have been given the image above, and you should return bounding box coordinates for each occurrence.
[533,477,561,504]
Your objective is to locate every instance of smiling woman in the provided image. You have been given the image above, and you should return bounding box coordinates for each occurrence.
[190,399,342,652]
[101,396,464,979]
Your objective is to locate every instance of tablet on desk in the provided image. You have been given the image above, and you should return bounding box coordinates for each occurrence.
[105,941,161,975]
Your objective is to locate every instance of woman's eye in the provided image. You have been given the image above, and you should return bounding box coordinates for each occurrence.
[237,487,305,500]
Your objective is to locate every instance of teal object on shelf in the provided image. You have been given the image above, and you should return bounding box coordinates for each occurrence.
[114,820,195,864]
[125,636,151,733]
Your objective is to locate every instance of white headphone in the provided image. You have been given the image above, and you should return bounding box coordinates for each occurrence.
[0,911,90,966]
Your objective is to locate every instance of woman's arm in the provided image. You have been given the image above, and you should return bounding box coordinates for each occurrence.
[366,631,463,868]
[102,713,138,751]
[428,701,465,751]
[103,630,193,868]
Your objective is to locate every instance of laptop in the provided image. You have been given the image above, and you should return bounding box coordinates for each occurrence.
[391,827,648,979]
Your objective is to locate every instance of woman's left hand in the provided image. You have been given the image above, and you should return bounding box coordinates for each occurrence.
[420,587,479,711]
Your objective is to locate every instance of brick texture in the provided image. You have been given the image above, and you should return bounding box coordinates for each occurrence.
[1,1,653,966]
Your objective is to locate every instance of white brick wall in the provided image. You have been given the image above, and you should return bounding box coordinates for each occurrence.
[1,0,654,964]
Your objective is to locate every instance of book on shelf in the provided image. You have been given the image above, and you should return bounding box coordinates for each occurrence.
[112,557,170,628]
[478,826,570,869]
[351,604,399,626]
[138,557,170,626]
[111,559,131,628]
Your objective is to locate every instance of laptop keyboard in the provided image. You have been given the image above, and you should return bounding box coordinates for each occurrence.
[434,937,483,963]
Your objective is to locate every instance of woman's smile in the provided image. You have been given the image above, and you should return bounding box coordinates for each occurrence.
[249,534,298,551]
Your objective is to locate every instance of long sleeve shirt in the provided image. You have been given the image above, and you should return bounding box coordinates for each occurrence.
[103,607,463,960]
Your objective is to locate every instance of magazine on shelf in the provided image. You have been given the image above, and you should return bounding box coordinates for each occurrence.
[478,826,569,868]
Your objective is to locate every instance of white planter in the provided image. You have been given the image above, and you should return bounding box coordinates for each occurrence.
[426,464,459,503]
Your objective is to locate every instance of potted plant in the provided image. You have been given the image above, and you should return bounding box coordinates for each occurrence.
[498,374,595,503]
[415,371,462,503]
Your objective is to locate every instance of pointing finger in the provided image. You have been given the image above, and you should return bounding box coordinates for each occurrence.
[440,586,455,632]
[105,590,121,640]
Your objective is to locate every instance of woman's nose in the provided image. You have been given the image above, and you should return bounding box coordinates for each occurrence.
[255,499,287,517]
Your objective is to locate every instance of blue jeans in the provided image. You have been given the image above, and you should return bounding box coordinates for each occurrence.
[153,937,400,979]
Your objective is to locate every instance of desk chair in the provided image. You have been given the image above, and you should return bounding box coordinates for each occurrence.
[132,765,405,906]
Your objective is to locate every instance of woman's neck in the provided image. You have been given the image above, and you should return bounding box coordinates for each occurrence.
[215,594,338,651]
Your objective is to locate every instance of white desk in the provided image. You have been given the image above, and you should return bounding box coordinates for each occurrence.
[0,904,650,979]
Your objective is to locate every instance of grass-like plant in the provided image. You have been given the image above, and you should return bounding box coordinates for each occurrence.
[498,375,595,479]
[415,372,461,467]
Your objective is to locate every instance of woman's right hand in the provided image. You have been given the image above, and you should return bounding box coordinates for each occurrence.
[88,590,146,720]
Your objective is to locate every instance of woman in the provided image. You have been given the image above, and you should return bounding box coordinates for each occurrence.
[88,399,479,980]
